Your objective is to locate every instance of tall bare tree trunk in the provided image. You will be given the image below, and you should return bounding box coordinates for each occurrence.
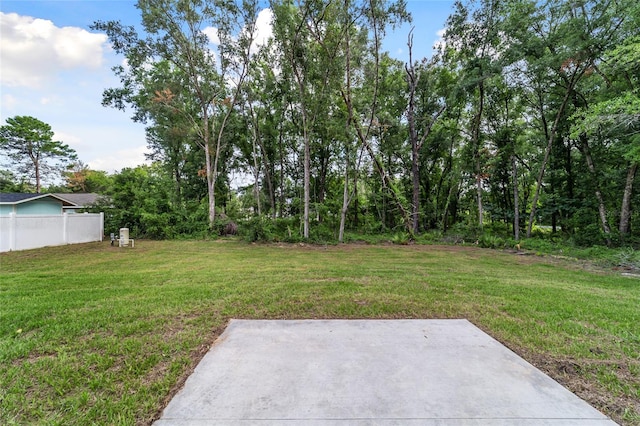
[620,163,638,238]
[34,161,41,193]
[512,154,520,241]
[411,140,420,234]
[406,30,420,235]
[257,137,275,218]
[303,131,310,239]
[405,31,445,235]
[288,23,311,239]
[278,121,285,218]
[339,23,352,244]
[473,80,485,229]
[476,162,484,228]
[579,136,612,246]
[247,100,275,217]
[339,157,349,243]
[294,69,311,239]
[252,137,261,217]
[203,114,216,228]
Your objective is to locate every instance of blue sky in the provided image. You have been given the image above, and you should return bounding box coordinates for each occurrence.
[0,0,455,173]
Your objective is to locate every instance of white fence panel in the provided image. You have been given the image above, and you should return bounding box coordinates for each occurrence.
[0,215,12,252]
[0,213,104,252]
[67,214,104,244]
[16,215,63,251]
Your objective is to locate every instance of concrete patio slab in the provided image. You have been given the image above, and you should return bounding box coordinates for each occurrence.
[154,319,616,425]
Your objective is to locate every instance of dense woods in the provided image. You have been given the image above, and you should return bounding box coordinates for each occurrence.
[15,0,639,245]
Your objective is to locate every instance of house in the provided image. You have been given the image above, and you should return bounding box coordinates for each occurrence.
[0,193,72,215]
[0,193,104,252]
[52,193,102,214]
[0,193,101,215]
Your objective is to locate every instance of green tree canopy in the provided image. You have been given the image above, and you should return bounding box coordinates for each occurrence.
[0,115,77,193]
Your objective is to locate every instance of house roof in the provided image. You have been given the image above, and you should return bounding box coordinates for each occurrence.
[0,193,75,206]
[52,193,101,207]
[0,193,40,203]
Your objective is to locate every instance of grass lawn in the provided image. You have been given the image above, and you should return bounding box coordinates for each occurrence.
[1,240,639,425]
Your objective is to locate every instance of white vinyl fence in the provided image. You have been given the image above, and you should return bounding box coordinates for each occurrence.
[0,213,104,252]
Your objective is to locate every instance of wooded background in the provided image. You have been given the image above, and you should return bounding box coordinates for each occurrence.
[4,0,638,246]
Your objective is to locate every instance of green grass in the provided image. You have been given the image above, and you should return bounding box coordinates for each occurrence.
[1,240,639,425]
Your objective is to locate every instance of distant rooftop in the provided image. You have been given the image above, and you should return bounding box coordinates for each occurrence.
[0,193,45,203]
[52,193,101,206]
[0,193,101,206]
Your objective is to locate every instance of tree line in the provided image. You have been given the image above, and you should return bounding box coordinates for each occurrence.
[3,0,639,246]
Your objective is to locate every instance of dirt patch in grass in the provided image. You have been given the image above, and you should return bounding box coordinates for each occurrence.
[10,351,56,369]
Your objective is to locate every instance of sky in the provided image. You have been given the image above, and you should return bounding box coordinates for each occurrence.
[0,0,455,174]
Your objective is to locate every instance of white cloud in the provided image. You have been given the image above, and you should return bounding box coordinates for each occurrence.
[1,93,17,110]
[253,8,273,49]
[0,12,154,174]
[203,8,273,56]
[53,130,83,148]
[203,26,220,45]
[87,145,150,173]
[0,12,108,88]
[433,28,447,52]
[40,96,64,106]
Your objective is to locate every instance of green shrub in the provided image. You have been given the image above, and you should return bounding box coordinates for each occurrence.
[615,247,640,269]
[415,229,443,244]
[241,216,276,242]
[140,212,173,239]
[309,224,337,244]
[272,217,303,242]
[446,222,482,242]
[174,201,210,236]
[212,217,238,237]
[478,234,505,249]
[571,223,604,246]
[529,225,552,239]
[342,232,385,244]
[484,221,511,236]
[503,238,519,249]
[521,237,565,255]
[391,232,411,245]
